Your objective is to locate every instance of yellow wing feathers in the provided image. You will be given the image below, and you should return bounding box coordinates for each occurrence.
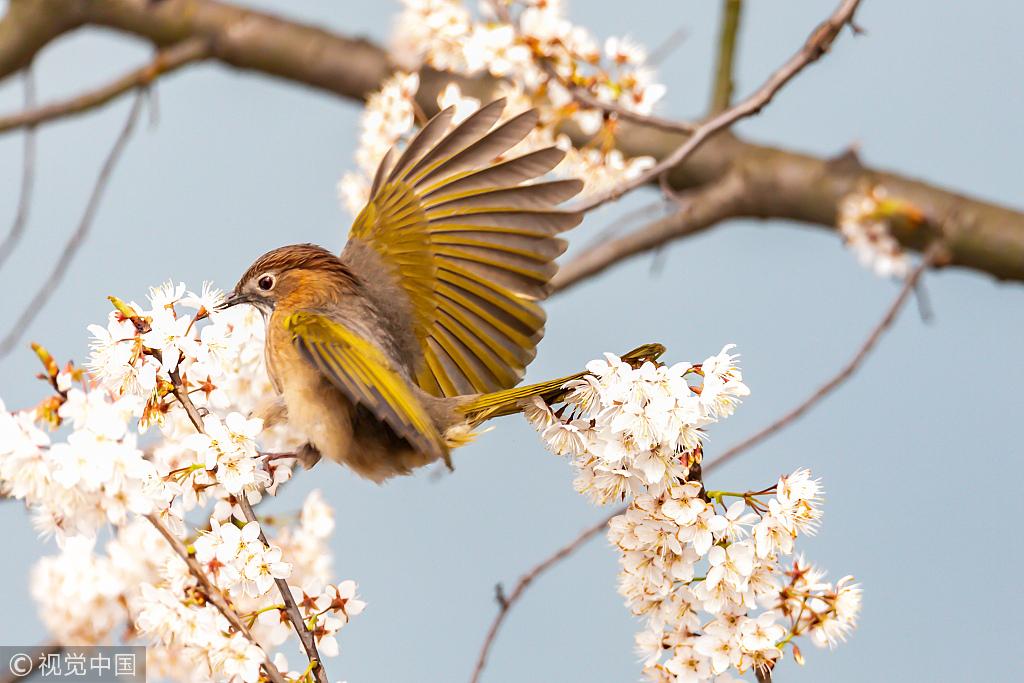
[284,312,448,461]
[458,342,668,424]
[344,99,583,399]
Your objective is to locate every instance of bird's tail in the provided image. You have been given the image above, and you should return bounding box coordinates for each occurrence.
[457,343,666,426]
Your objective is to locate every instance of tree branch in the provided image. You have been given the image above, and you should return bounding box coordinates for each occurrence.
[0,38,209,134]
[469,423,747,682]
[0,91,144,360]
[145,512,287,683]
[166,366,329,683]
[468,505,624,683]
[470,245,946,682]
[0,0,80,81]
[235,497,327,683]
[0,69,36,270]
[0,0,1019,282]
[573,0,864,212]
[709,0,743,114]
[706,244,943,472]
[551,169,749,293]
[542,60,697,134]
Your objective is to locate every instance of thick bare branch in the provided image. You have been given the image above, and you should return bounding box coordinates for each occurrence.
[0,0,79,81]
[573,0,864,212]
[46,0,389,96]
[0,0,1019,281]
[0,39,209,134]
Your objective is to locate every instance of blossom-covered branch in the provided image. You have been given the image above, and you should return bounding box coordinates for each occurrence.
[0,0,1019,283]
[1,282,365,682]
[161,359,330,683]
[572,0,864,212]
[506,346,861,682]
[478,244,941,680]
[144,512,288,683]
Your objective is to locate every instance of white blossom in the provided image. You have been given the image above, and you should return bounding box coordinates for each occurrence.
[837,185,914,278]
[530,346,858,680]
[2,281,359,682]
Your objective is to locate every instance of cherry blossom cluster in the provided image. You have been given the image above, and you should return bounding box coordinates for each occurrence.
[527,347,861,682]
[1,281,363,683]
[339,0,665,213]
[837,184,925,278]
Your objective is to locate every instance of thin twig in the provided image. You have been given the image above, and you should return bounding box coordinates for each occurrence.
[709,0,744,114]
[144,513,287,683]
[705,247,939,472]
[574,0,864,213]
[552,169,749,293]
[236,496,327,683]
[0,68,36,270]
[541,61,697,134]
[468,445,743,683]
[0,92,144,360]
[0,39,208,135]
[468,505,622,683]
[471,246,937,683]
[167,367,329,683]
[579,199,666,252]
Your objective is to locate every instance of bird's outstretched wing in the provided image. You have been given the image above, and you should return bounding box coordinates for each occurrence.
[342,99,583,398]
[284,311,447,461]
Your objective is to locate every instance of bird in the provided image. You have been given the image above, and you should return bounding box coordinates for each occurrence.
[220,98,663,482]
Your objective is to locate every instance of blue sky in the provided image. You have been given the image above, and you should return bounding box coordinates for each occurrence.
[1,1,1021,681]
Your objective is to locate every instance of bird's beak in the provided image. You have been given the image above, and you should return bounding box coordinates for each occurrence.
[218,291,249,310]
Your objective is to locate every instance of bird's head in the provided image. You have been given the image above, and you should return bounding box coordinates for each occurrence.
[220,244,359,314]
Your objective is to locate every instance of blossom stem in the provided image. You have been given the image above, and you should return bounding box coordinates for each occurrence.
[241,603,286,620]
[236,495,329,683]
[164,367,329,683]
[298,658,319,683]
[144,513,287,683]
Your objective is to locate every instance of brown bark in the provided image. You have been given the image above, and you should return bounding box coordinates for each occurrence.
[0,0,1021,282]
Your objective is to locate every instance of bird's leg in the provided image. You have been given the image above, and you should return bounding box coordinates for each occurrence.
[296,443,322,470]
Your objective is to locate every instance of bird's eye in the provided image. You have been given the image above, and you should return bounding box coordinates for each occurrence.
[257,274,275,291]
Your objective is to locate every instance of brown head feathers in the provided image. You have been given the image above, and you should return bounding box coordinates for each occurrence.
[240,244,360,288]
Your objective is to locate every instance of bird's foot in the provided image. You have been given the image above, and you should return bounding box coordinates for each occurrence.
[296,443,322,470]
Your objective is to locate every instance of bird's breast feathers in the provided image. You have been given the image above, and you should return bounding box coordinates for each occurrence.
[268,318,356,459]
